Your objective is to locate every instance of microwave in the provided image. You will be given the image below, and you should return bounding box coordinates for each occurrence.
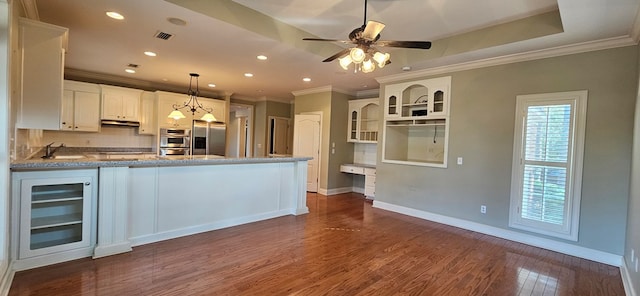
[160,128,190,148]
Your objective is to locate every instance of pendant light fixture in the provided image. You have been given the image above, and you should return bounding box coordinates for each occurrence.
[168,73,217,122]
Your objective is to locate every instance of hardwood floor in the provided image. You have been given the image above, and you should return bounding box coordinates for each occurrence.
[10,193,624,295]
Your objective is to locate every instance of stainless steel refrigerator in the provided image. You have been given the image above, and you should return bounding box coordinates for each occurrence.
[192,120,226,156]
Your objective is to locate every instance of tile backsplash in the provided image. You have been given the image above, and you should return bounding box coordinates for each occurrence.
[15,126,155,159]
[354,143,377,165]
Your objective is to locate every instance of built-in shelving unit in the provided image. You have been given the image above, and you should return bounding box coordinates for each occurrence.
[14,169,97,262]
[348,98,380,143]
[382,76,451,167]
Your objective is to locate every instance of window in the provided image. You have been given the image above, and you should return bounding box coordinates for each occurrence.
[509,91,587,241]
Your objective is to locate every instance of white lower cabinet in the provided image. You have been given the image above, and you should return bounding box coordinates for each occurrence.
[12,169,97,269]
[340,165,376,199]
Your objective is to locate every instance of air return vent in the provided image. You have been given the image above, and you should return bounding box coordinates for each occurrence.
[154,31,173,40]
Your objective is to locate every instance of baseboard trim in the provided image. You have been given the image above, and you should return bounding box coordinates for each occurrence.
[325,187,353,196]
[621,258,637,296]
[0,262,14,296]
[93,241,133,259]
[373,201,623,266]
[12,247,95,271]
[130,209,292,247]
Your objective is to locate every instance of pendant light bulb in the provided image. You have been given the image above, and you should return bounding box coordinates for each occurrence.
[339,56,353,70]
[200,113,217,122]
[168,110,186,120]
[373,51,390,68]
[362,59,375,73]
[350,47,366,64]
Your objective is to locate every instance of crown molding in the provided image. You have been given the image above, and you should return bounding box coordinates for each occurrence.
[376,36,637,85]
[356,89,379,98]
[20,0,39,20]
[292,85,354,97]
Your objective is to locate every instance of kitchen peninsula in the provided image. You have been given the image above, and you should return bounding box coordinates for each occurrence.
[10,155,310,270]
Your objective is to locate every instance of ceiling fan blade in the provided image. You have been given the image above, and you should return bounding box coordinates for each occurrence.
[303,38,356,45]
[322,48,351,62]
[362,20,385,41]
[376,40,432,49]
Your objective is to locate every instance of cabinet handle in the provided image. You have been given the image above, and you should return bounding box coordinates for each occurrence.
[62,122,66,125]
[75,126,78,129]
[84,182,90,186]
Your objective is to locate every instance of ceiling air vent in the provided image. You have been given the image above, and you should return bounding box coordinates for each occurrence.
[154,31,173,40]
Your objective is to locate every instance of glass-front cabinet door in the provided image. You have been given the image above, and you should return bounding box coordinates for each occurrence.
[348,109,358,142]
[19,175,94,259]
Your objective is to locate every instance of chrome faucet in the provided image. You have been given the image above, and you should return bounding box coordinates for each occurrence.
[41,142,65,159]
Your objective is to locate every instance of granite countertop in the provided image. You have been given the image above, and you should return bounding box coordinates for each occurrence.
[11,154,312,170]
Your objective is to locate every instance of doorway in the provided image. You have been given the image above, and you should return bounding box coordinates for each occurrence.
[228,104,253,158]
[268,116,290,156]
[293,113,321,193]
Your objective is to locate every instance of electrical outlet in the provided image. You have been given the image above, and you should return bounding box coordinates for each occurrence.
[457,157,463,165]
[480,205,487,214]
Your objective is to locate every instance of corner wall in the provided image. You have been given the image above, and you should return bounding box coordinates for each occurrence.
[377,46,636,256]
[623,44,640,295]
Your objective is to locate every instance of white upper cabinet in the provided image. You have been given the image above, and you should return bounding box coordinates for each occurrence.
[348,98,379,143]
[382,76,452,168]
[384,77,450,119]
[61,81,100,132]
[100,85,142,121]
[139,91,157,135]
[16,18,68,130]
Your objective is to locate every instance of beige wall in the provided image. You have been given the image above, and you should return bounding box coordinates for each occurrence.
[625,45,640,294]
[377,45,637,255]
[294,90,355,193]
[294,91,331,191]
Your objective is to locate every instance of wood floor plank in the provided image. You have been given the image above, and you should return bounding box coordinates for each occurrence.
[9,193,625,296]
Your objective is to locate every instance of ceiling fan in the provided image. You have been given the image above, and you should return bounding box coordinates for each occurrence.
[303,0,432,73]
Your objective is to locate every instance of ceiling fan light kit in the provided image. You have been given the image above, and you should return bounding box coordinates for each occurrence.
[303,0,431,74]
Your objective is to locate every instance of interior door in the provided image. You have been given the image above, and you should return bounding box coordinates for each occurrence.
[293,114,321,192]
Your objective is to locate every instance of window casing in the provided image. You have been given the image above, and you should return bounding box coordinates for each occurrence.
[509,91,587,241]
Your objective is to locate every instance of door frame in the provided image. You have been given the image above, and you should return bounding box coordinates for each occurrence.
[293,112,322,193]
[267,116,291,156]
[229,103,254,158]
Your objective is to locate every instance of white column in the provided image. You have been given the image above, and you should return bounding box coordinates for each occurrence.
[94,167,132,258]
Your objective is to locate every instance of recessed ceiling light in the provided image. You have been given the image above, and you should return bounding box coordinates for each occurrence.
[244,73,254,77]
[125,69,136,74]
[402,66,411,71]
[303,77,311,82]
[208,83,216,88]
[106,11,124,20]
[257,55,267,60]
[167,17,187,26]
[144,51,157,57]
[162,78,169,81]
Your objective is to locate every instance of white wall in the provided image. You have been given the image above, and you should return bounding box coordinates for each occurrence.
[0,1,11,294]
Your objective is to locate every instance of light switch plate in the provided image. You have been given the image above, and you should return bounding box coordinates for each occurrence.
[457,157,463,165]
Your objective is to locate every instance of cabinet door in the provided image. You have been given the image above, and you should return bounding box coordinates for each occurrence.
[199,98,226,123]
[60,90,74,131]
[121,93,140,121]
[384,85,401,118]
[139,93,156,135]
[73,91,100,132]
[101,93,123,120]
[157,94,191,129]
[428,85,449,118]
[348,108,358,142]
[17,19,67,130]
[19,175,94,259]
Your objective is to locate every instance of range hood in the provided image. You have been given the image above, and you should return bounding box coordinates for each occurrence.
[101,119,140,127]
